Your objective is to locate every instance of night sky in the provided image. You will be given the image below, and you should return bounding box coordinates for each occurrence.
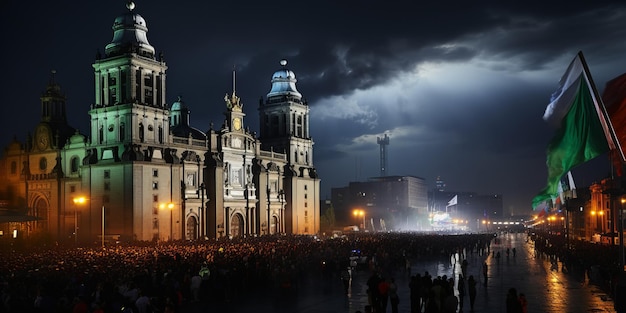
[2,1,626,215]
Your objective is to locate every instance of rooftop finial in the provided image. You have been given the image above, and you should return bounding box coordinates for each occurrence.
[232,65,236,96]
[127,1,135,11]
[50,70,57,85]
[280,59,287,67]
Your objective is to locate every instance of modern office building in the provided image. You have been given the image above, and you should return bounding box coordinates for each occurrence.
[331,176,428,231]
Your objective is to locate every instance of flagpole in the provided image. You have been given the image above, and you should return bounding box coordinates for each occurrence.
[579,51,626,271]
[578,51,625,161]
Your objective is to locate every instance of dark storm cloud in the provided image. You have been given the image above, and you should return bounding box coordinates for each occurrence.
[2,0,626,213]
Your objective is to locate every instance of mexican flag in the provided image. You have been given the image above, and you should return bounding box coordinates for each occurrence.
[532,53,615,209]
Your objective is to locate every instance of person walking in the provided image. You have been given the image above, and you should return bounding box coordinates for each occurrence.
[389,278,400,313]
[378,277,390,313]
[506,288,523,313]
[461,259,468,278]
[341,267,351,294]
[409,274,421,313]
[457,274,466,313]
[367,272,381,312]
[518,292,528,313]
[467,275,477,312]
[482,262,488,286]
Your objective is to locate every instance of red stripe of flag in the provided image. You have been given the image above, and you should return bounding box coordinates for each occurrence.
[603,72,626,176]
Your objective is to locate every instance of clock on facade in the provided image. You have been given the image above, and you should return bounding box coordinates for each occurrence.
[36,127,49,150]
[233,117,241,131]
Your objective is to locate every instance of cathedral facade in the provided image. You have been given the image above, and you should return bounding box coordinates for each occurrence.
[0,2,320,242]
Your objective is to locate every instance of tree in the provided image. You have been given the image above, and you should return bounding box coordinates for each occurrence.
[320,203,336,233]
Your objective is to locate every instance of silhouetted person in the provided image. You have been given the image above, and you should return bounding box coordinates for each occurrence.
[409,274,421,313]
[458,274,466,313]
[518,292,528,313]
[468,275,477,312]
[389,278,399,313]
[341,267,351,294]
[482,262,488,286]
[506,288,523,313]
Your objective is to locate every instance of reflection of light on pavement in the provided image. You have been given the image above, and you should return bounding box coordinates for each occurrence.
[544,251,570,311]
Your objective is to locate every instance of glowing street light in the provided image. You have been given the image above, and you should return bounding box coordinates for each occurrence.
[160,202,175,241]
[591,210,604,233]
[353,209,365,231]
[72,197,87,244]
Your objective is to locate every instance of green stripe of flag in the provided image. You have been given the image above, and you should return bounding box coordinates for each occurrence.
[532,78,609,209]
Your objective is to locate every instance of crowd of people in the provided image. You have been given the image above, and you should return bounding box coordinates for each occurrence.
[0,232,496,313]
[530,230,624,292]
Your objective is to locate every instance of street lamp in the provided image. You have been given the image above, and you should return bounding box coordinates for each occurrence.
[353,209,365,231]
[619,198,626,271]
[591,210,605,234]
[599,210,605,233]
[102,205,105,248]
[199,182,206,240]
[277,189,285,234]
[160,202,174,241]
[72,197,86,244]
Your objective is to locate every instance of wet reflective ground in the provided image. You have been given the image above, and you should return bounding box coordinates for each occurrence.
[181,232,616,313]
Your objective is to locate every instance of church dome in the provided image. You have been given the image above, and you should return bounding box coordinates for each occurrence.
[170,96,183,111]
[169,96,206,140]
[267,60,302,98]
[68,131,86,145]
[272,68,296,81]
[105,2,156,58]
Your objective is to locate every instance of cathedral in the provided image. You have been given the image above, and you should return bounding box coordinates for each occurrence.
[0,2,320,242]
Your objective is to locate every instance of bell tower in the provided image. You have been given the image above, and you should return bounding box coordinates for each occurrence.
[82,1,180,242]
[34,70,76,151]
[90,1,169,151]
[258,60,313,168]
[258,60,320,234]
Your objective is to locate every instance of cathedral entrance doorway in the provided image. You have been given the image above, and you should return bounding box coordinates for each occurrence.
[186,216,198,240]
[271,216,279,234]
[32,197,48,233]
[230,213,244,238]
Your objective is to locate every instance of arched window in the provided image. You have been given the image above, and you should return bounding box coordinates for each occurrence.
[119,122,125,141]
[70,156,79,174]
[297,115,303,137]
[10,161,17,174]
[139,123,145,142]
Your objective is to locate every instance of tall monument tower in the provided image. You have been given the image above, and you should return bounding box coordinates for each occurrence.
[377,134,390,177]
